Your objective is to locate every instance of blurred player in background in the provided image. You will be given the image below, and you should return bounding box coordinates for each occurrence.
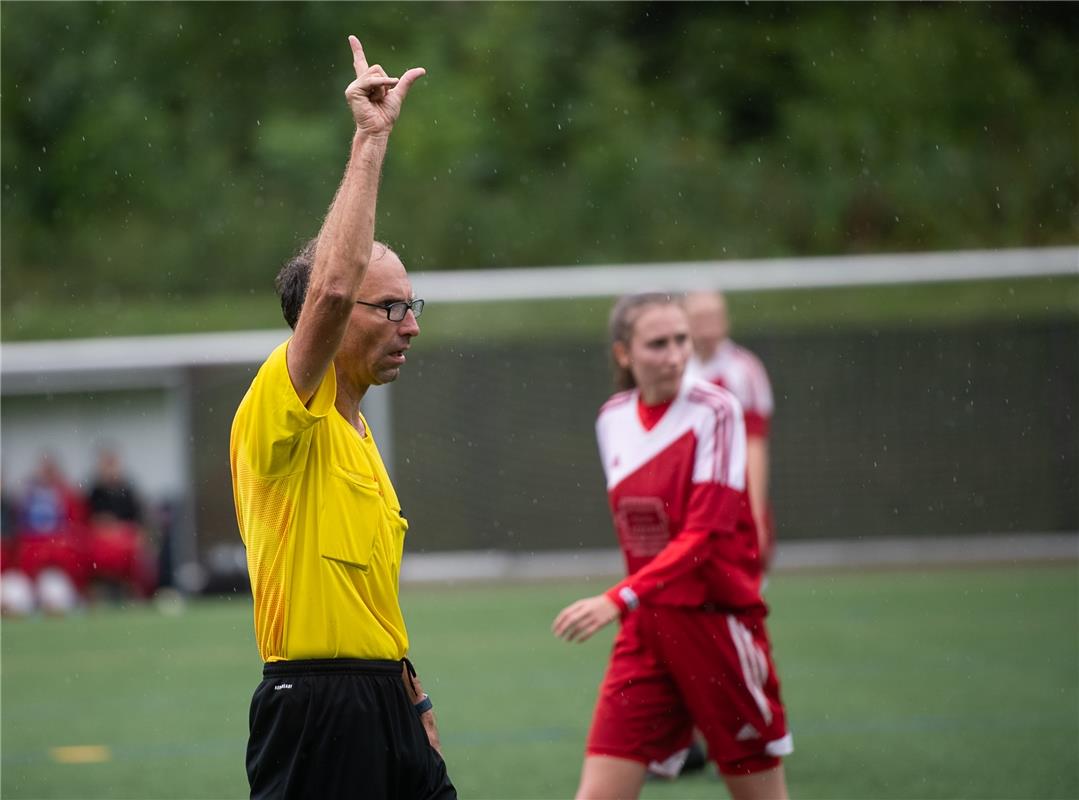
[230,35,454,799]
[685,291,777,572]
[553,293,791,800]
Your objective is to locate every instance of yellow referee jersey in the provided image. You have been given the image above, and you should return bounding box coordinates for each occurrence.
[230,340,409,662]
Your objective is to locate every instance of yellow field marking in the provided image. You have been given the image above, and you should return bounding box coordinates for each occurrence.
[50,745,112,764]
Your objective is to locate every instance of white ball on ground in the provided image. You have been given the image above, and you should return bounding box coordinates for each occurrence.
[36,567,80,615]
[1,569,36,616]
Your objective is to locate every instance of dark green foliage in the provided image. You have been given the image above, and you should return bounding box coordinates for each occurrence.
[2,3,1076,315]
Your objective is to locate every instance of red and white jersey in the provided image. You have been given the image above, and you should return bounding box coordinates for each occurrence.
[687,339,774,438]
[597,377,764,615]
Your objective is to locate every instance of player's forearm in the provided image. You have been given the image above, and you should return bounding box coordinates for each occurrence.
[746,437,769,542]
[606,528,714,612]
[286,132,388,398]
[608,481,748,612]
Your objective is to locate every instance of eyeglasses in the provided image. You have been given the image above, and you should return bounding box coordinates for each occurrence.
[355,298,425,322]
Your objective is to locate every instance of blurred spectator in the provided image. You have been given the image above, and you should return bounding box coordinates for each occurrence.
[0,473,39,617]
[15,454,91,590]
[85,449,157,599]
[88,449,143,524]
[19,454,88,534]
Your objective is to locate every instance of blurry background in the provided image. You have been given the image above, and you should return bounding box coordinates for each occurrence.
[3,3,1076,312]
[3,2,1075,573]
[1,4,1077,798]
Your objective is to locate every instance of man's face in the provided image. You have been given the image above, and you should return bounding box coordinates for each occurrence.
[338,250,421,387]
[614,303,691,402]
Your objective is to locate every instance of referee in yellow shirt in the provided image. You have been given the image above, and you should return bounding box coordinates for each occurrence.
[230,35,455,800]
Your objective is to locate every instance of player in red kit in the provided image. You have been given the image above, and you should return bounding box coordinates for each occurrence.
[685,291,777,572]
[553,293,792,800]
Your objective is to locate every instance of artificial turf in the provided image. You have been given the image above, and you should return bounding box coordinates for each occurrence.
[2,563,1076,799]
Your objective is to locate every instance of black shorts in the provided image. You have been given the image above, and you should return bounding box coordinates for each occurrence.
[247,658,456,800]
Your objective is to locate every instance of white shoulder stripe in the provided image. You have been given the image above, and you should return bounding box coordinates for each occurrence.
[597,380,746,491]
[686,381,746,490]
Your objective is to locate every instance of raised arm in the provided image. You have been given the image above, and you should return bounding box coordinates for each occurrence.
[287,36,425,403]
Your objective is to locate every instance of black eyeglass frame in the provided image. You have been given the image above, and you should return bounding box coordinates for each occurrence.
[355,298,425,322]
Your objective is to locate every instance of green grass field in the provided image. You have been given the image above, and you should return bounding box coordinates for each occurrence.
[3,564,1077,799]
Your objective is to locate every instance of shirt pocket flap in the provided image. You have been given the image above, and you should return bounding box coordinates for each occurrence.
[319,467,383,571]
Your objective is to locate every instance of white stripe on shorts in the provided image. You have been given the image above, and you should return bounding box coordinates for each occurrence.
[765,732,794,757]
[727,615,773,726]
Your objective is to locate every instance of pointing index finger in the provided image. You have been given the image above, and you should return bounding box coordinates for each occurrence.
[348,35,368,78]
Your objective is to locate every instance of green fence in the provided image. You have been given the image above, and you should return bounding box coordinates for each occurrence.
[191,318,1078,558]
[391,317,1079,551]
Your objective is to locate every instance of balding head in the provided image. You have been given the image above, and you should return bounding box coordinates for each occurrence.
[684,291,730,361]
[275,238,399,330]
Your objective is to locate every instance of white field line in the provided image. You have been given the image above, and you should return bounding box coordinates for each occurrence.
[399,533,1078,585]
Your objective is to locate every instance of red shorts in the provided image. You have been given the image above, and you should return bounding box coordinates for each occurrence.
[586,606,792,776]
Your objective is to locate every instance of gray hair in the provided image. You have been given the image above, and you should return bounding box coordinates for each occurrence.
[274,239,392,330]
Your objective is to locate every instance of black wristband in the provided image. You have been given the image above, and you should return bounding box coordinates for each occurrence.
[414,694,433,715]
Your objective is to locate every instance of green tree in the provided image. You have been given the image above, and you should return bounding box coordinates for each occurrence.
[2,2,1075,332]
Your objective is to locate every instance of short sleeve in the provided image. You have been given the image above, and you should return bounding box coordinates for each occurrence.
[744,412,770,438]
[232,339,337,477]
